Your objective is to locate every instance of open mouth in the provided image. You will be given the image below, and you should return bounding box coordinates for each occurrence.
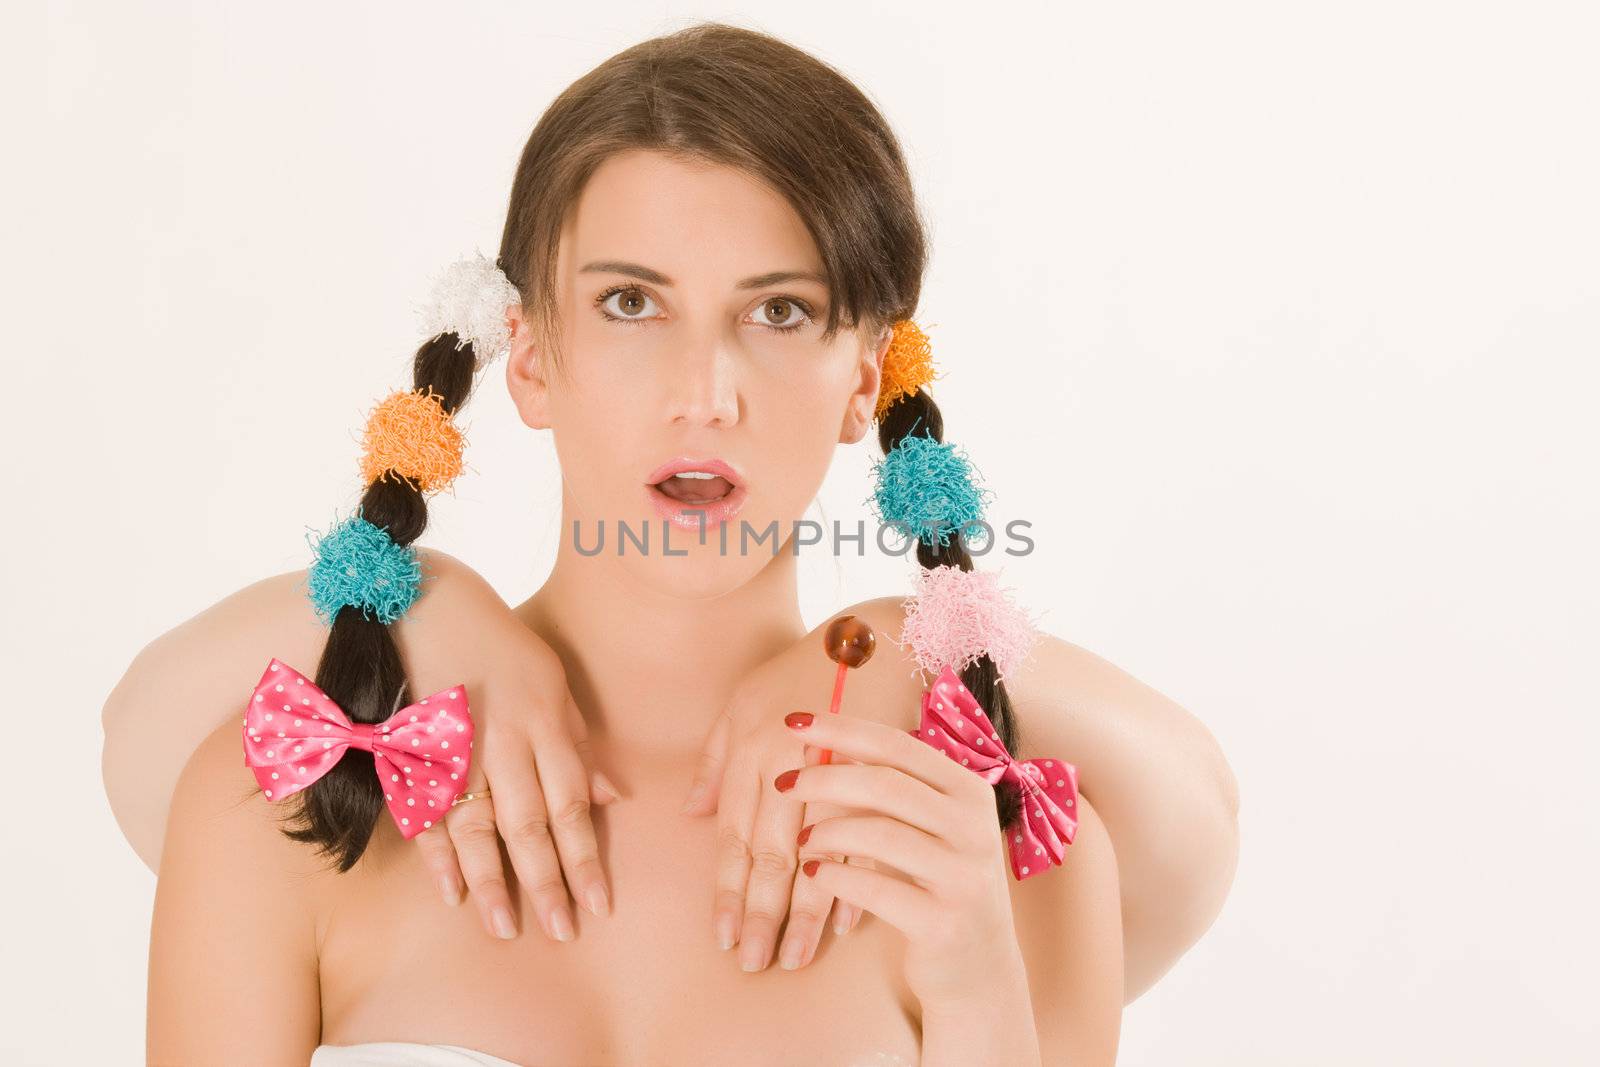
[651,470,736,505]
[644,458,749,528]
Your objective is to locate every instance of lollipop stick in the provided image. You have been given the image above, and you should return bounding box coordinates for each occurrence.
[815,661,849,765]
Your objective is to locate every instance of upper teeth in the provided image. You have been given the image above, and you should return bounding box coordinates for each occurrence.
[674,471,716,479]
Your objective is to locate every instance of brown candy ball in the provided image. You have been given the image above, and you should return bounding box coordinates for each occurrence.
[824,615,876,669]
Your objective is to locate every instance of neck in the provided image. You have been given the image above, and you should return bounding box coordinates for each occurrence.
[517,506,808,754]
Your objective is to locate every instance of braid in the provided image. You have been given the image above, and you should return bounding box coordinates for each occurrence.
[277,334,480,871]
[877,388,1026,832]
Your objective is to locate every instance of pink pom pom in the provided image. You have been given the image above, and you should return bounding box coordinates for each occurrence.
[896,565,1040,681]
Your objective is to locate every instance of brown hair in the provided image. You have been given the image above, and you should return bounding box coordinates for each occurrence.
[285,20,1024,870]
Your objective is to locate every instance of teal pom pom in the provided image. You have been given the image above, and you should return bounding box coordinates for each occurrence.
[869,432,994,548]
[304,511,424,625]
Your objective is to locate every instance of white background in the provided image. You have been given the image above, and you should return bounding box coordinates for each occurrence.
[7,2,1597,1063]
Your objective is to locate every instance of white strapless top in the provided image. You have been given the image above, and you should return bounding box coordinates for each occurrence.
[311,1039,915,1066]
[311,1043,525,1066]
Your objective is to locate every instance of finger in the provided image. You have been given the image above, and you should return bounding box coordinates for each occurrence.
[590,767,622,806]
[800,813,956,889]
[524,693,611,921]
[836,855,873,934]
[444,787,521,940]
[779,742,855,967]
[784,709,977,798]
[682,705,734,816]
[776,797,848,970]
[413,822,465,906]
[815,747,868,937]
[739,767,808,973]
[800,855,937,943]
[774,763,969,843]
[482,735,581,942]
[562,690,622,807]
[711,750,760,954]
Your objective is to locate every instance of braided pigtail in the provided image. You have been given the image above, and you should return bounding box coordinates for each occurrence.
[273,254,517,872]
[871,320,1039,833]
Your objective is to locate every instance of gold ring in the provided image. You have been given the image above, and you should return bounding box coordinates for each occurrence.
[452,788,492,806]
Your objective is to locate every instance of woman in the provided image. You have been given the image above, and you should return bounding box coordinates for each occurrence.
[127,22,1235,1065]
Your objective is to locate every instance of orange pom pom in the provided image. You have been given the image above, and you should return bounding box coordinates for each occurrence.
[358,387,466,493]
[875,319,940,422]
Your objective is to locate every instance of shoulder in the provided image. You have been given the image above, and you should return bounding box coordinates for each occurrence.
[833,594,913,632]
[730,595,928,731]
[814,595,1108,706]
[148,717,326,1060]
[160,714,333,899]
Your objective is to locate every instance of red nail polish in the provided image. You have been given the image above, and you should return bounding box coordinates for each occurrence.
[797,824,813,846]
[802,859,820,877]
[785,711,814,729]
[774,768,800,792]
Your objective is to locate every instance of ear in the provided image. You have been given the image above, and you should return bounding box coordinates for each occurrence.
[504,302,553,430]
[839,323,892,445]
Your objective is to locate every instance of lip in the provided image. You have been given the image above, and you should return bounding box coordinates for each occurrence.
[645,456,745,486]
[644,455,748,530]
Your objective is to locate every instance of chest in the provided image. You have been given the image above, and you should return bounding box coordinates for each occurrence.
[315,746,922,1066]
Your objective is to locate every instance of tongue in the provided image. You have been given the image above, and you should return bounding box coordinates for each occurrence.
[655,474,733,503]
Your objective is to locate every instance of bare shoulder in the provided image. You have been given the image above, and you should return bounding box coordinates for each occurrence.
[148,716,327,1062]
[730,595,928,732]
[735,597,1156,754]
[101,546,522,872]
[162,714,333,889]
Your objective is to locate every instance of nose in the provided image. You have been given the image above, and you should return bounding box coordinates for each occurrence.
[665,339,740,429]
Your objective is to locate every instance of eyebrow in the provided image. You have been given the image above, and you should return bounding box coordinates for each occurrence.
[579,260,827,290]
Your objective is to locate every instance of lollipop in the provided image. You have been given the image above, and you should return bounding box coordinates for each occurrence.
[811,615,876,766]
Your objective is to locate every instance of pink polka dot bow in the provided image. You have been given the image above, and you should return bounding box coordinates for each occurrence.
[241,658,474,840]
[914,664,1079,880]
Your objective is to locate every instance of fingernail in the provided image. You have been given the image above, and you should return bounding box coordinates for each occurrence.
[797,824,814,846]
[584,883,610,918]
[716,911,738,951]
[679,785,704,814]
[594,772,622,802]
[740,939,768,972]
[802,859,820,878]
[774,769,800,793]
[834,910,851,935]
[784,711,814,729]
[439,874,461,905]
[779,937,804,970]
[549,906,575,942]
[492,906,518,940]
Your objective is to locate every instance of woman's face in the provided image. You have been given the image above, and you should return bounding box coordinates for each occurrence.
[506,148,888,599]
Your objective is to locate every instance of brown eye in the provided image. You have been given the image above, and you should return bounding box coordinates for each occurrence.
[596,286,659,323]
[751,297,814,333]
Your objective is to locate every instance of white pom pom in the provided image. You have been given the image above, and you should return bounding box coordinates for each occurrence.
[417,251,522,370]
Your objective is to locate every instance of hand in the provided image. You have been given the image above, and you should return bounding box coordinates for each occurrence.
[775,708,1026,1008]
[685,703,871,972]
[409,590,621,944]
